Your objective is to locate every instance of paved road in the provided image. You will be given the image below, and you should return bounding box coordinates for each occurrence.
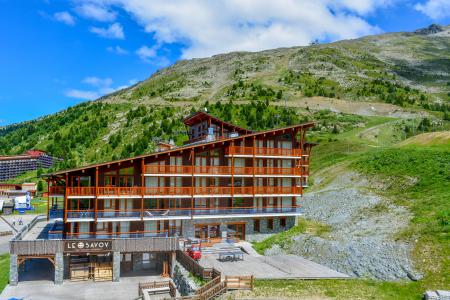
[1,273,164,300]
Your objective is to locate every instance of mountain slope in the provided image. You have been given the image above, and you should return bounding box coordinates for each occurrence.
[0,25,449,171]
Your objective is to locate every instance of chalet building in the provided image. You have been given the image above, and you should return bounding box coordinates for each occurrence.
[9,112,314,285]
[0,150,58,181]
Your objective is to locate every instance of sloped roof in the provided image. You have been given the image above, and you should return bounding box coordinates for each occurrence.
[183,111,252,134]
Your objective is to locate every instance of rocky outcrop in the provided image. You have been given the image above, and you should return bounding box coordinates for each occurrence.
[267,171,422,281]
[415,24,444,35]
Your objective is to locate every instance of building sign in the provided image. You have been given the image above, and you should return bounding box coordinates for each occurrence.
[64,240,112,253]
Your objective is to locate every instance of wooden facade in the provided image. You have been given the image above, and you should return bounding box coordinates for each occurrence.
[44,112,315,240]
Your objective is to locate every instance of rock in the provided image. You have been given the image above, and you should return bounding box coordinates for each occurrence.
[265,244,284,256]
[415,24,444,35]
[284,171,422,281]
[406,270,423,281]
[436,290,450,300]
[424,291,439,300]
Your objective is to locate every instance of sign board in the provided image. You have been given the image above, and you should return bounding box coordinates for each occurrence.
[64,240,112,253]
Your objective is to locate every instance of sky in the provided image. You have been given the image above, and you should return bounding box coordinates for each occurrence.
[0,0,449,126]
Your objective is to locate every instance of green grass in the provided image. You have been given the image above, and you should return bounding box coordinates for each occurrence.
[247,278,422,300]
[253,219,330,254]
[188,272,206,286]
[0,254,9,292]
[352,144,450,290]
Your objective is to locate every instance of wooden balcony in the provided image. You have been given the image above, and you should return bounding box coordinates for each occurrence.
[145,165,307,177]
[66,186,303,198]
[67,187,96,196]
[49,186,66,195]
[226,146,303,157]
[66,206,302,221]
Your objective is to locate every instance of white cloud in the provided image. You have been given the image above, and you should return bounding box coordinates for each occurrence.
[106,45,129,55]
[75,2,116,22]
[54,11,76,26]
[90,22,124,39]
[136,45,158,62]
[334,0,395,15]
[86,0,387,59]
[65,89,100,100]
[66,76,134,99]
[415,0,450,19]
[82,76,113,87]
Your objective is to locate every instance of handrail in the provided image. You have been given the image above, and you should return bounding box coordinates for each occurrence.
[66,186,303,197]
[145,165,306,176]
[227,146,303,157]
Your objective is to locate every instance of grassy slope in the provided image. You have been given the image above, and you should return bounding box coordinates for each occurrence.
[0,254,9,292]
[250,126,450,299]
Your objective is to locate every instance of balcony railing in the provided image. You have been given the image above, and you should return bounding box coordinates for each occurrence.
[67,187,96,196]
[64,229,179,239]
[66,206,302,220]
[67,210,95,219]
[226,146,303,157]
[145,165,307,176]
[49,186,66,195]
[66,186,303,197]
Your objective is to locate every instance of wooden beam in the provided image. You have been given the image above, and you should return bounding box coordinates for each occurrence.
[95,167,98,223]
[191,149,195,216]
[141,158,145,221]
[64,173,68,223]
[46,179,50,221]
[231,140,235,206]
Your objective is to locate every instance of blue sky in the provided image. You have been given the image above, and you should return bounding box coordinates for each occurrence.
[0,0,449,126]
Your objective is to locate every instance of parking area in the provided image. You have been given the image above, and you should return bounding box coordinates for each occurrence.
[200,253,349,279]
[1,272,164,300]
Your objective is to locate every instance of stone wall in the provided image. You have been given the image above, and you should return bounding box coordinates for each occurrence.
[113,251,120,282]
[9,254,18,286]
[54,253,64,285]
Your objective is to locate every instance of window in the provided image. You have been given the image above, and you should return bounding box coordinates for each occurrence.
[279,217,287,227]
[253,219,260,233]
[267,218,274,230]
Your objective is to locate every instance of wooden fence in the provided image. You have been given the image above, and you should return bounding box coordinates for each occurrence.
[139,280,177,297]
[171,250,253,300]
[225,276,254,290]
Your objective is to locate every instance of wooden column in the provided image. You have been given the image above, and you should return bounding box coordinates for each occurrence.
[299,129,304,198]
[191,149,195,216]
[252,136,256,199]
[141,158,145,221]
[95,167,99,223]
[46,179,50,221]
[230,141,235,207]
[64,173,68,223]
[292,130,297,207]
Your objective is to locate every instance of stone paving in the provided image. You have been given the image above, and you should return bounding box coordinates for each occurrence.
[200,252,349,279]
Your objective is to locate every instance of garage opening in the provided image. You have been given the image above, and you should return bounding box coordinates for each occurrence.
[121,252,169,278]
[18,257,54,282]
